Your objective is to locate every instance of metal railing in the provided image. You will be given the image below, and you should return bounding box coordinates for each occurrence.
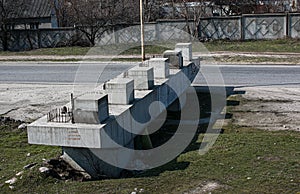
[47,106,73,123]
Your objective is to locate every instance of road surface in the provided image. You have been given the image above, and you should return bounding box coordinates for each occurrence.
[0,62,299,87]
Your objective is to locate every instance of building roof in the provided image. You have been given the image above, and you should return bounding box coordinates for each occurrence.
[9,0,52,19]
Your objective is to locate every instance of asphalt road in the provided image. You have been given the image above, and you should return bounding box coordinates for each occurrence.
[0,62,135,84]
[195,64,300,87]
[0,62,299,87]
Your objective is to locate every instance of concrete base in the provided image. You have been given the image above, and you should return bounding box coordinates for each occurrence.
[62,144,134,178]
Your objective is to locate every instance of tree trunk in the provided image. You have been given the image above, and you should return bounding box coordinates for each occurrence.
[1,30,9,51]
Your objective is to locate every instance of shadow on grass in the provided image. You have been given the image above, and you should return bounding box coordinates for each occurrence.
[133,86,245,178]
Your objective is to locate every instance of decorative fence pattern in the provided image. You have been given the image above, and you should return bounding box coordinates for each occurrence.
[2,14,300,51]
[199,16,241,40]
[290,14,300,38]
[243,14,287,40]
[200,13,300,41]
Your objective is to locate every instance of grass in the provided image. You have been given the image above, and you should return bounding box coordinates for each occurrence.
[1,39,300,57]
[211,55,300,64]
[204,38,300,53]
[0,119,299,193]
[0,44,173,57]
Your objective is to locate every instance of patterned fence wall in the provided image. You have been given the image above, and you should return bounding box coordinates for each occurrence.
[2,15,300,51]
[289,13,300,38]
[1,20,194,51]
[199,17,241,40]
[243,14,287,40]
[96,20,194,46]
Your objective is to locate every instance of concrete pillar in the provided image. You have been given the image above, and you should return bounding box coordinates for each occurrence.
[73,93,109,124]
[163,50,183,69]
[141,58,170,79]
[105,78,134,105]
[127,67,154,90]
[175,43,192,61]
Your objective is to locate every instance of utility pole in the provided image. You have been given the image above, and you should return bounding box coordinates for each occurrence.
[140,0,146,61]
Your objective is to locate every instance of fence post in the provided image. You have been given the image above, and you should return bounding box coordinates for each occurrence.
[286,13,290,38]
[241,15,245,41]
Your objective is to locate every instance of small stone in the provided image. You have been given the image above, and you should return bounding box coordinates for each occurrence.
[5,177,17,185]
[18,123,27,130]
[23,163,37,169]
[247,177,251,180]
[26,153,31,157]
[9,185,15,190]
[16,171,23,176]
[131,192,137,194]
[39,167,50,173]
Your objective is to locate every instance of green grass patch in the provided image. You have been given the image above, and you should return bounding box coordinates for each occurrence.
[0,121,299,193]
[0,47,91,56]
[204,38,300,53]
[0,44,174,57]
[209,55,300,64]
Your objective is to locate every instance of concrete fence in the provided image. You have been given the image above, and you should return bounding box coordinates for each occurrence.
[199,13,300,40]
[1,13,300,51]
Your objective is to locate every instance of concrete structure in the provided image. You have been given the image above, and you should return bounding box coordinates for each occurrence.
[73,93,109,124]
[105,78,134,105]
[163,50,183,69]
[27,43,199,178]
[175,43,192,61]
[127,67,154,90]
[142,58,170,79]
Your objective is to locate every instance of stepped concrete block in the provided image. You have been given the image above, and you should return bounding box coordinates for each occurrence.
[105,78,134,105]
[175,43,192,61]
[192,57,200,67]
[142,58,169,79]
[128,66,154,90]
[74,93,109,124]
[163,50,183,69]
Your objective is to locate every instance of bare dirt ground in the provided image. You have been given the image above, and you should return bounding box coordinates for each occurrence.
[0,84,73,122]
[229,86,300,132]
[0,83,299,132]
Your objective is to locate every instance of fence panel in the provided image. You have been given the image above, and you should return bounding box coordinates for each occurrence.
[289,13,300,38]
[243,14,287,40]
[39,29,75,48]
[199,17,241,40]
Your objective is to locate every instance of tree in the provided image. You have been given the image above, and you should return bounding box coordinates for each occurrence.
[213,0,258,15]
[157,0,213,38]
[0,0,23,50]
[58,0,137,46]
[0,0,34,51]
